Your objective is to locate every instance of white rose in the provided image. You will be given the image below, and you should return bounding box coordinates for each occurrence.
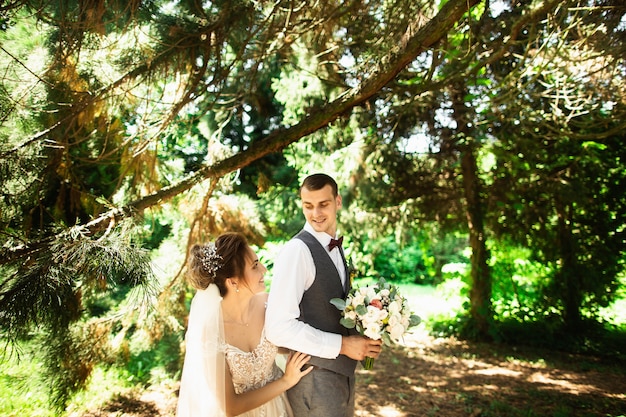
[388,300,402,315]
[345,310,357,322]
[389,323,406,342]
[362,306,381,324]
[352,292,366,307]
[387,314,401,327]
[365,286,378,300]
[364,322,382,340]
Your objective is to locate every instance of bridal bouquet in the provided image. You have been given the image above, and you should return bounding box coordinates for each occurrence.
[331,277,421,370]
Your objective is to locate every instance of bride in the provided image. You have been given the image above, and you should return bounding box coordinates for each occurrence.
[177,232,313,417]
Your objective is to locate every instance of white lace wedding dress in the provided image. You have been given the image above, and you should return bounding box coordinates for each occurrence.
[224,329,294,417]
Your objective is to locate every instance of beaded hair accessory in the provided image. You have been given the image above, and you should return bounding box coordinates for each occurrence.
[200,243,223,279]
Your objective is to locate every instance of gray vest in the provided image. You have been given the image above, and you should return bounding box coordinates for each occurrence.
[295,230,357,377]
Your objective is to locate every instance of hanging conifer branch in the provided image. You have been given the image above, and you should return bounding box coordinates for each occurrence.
[0,0,481,266]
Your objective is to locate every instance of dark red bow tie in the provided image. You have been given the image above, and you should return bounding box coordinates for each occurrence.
[328,236,343,251]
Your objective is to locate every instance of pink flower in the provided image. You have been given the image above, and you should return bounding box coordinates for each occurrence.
[369,299,383,309]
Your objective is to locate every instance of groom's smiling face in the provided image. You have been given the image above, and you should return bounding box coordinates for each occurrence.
[300,184,342,237]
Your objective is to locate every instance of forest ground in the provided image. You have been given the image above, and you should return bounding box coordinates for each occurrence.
[75,329,626,417]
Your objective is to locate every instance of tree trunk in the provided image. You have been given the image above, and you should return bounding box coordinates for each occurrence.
[462,147,493,339]
[452,83,493,340]
[556,198,582,331]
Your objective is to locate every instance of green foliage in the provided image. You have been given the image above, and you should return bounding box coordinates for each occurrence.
[369,235,427,283]
[1,321,183,415]
[388,244,420,283]
[430,238,626,351]
[0,341,55,417]
[140,213,174,251]
[429,248,626,358]
[489,241,555,323]
[1,0,625,411]
[429,297,626,361]
[125,330,182,386]
[346,222,469,287]
[0,220,157,409]
[42,323,111,409]
[258,180,303,239]
[489,118,626,328]
[496,318,626,360]
[0,221,155,340]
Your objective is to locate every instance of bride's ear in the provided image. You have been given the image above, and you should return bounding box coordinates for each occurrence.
[226,278,239,293]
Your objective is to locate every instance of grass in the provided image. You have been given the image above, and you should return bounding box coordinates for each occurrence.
[394,281,466,319]
[64,367,138,416]
[0,345,55,417]
[0,338,175,417]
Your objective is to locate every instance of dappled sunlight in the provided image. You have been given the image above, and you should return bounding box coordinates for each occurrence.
[377,405,406,417]
[354,335,626,417]
[64,334,626,417]
[472,366,523,377]
[356,405,406,417]
[462,383,501,391]
[528,371,610,396]
[426,379,451,388]
[463,356,621,398]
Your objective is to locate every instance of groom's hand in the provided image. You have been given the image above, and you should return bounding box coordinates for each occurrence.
[339,335,383,361]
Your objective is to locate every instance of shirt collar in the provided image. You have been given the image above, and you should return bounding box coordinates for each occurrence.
[304,222,338,247]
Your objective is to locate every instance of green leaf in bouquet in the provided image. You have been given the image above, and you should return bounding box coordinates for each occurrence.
[339,317,356,328]
[389,286,399,299]
[330,298,346,310]
[355,304,368,316]
[409,314,422,328]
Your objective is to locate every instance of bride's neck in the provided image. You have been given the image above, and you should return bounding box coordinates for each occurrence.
[221,295,253,325]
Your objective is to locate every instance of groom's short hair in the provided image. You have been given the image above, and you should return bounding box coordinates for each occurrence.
[300,173,338,197]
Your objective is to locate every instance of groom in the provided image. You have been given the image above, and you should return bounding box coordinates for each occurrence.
[266,173,382,416]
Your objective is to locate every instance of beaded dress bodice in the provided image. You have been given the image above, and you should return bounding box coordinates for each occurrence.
[224,330,281,395]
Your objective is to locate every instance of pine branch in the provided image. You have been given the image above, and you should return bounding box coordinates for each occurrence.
[0,219,156,343]
[1,0,483,265]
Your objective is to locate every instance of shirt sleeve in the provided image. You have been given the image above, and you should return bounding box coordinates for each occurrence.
[265,238,342,359]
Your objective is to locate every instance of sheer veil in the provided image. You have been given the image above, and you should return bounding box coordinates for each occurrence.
[177,284,227,417]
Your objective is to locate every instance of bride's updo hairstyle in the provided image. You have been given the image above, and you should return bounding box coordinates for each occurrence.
[188,232,250,296]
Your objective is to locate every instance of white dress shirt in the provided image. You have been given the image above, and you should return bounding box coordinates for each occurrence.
[265,222,346,359]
